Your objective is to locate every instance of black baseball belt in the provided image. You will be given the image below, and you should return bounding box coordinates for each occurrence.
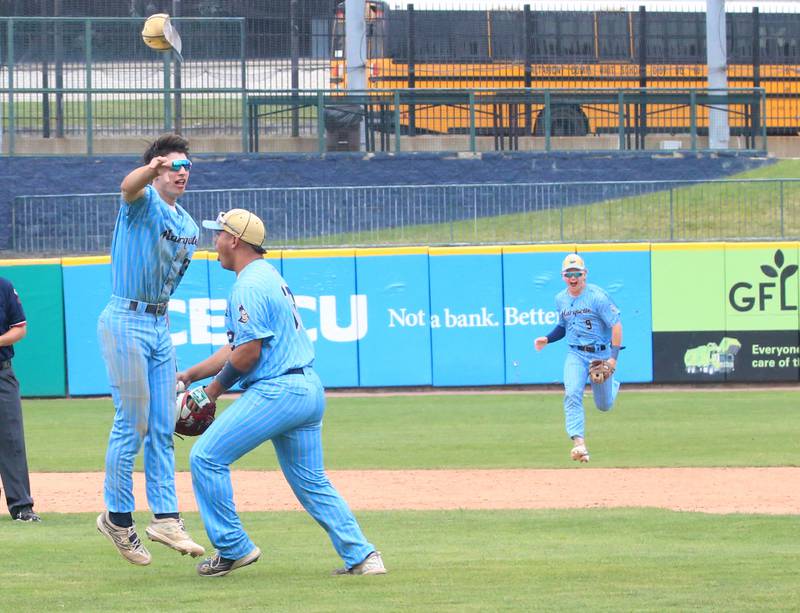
[571,344,607,353]
[128,300,168,316]
[285,367,306,375]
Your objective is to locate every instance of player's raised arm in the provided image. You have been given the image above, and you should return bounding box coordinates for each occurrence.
[120,156,169,203]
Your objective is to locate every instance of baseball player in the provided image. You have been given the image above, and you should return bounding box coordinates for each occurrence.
[0,277,40,522]
[96,134,204,565]
[177,208,386,578]
[535,254,622,463]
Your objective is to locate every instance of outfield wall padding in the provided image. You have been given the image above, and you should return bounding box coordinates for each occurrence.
[6,241,798,396]
[0,260,66,396]
[651,242,800,382]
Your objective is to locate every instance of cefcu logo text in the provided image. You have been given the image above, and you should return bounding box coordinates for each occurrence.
[168,295,367,346]
[728,249,798,312]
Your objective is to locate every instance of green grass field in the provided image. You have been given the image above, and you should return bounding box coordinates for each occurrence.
[2,390,798,611]
[22,390,800,471]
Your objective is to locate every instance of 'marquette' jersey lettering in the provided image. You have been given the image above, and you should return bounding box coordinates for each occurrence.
[111,185,198,304]
[555,283,620,346]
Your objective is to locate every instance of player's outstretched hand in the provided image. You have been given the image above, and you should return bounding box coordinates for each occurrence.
[534,336,548,351]
[148,155,173,175]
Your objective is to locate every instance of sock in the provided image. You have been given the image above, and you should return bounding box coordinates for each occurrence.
[109,511,133,528]
[154,512,179,520]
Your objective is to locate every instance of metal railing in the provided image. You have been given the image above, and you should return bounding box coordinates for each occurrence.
[3,4,800,156]
[11,178,800,255]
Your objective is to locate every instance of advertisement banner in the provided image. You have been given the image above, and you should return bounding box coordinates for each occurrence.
[0,260,66,397]
[651,242,800,383]
[724,243,799,332]
[355,248,432,387]
[282,249,360,388]
[503,245,653,384]
[428,247,505,386]
[724,243,799,381]
[653,330,800,382]
[503,245,573,384]
[651,243,726,332]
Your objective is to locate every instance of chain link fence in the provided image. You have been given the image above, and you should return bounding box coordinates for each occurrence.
[2,2,798,154]
[10,178,800,255]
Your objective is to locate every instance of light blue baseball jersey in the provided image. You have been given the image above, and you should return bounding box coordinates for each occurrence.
[556,283,620,347]
[111,185,198,303]
[225,259,314,386]
[192,258,375,565]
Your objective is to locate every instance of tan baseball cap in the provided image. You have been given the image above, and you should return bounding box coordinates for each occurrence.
[202,209,266,250]
[561,253,586,272]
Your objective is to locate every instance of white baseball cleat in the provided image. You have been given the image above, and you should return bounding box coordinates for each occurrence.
[332,551,387,576]
[146,516,205,557]
[96,511,152,565]
[570,444,590,463]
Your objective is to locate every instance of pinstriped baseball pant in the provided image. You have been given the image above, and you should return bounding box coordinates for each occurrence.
[97,300,178,514]
[563,349,620,440]
[190,369,374,565]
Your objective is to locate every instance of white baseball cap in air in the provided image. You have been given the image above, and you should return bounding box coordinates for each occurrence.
[561,253,586,272]
[202,209,266,251]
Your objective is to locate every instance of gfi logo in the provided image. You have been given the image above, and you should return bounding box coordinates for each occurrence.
[728,249,798,312]
[168,295,368,346]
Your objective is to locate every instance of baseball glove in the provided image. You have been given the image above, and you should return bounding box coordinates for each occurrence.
[175,386,216,437]
[589,359,615,384]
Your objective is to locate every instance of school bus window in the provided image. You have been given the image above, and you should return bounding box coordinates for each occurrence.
[727,15,752,61]
[456,12,488,60]
[560,15,594,59]
[672,14,704,61]
[597,13,630,60]
[636,13,703,62]
[761,16,800,60]
[529,15,558,60]
[490,12,523,61]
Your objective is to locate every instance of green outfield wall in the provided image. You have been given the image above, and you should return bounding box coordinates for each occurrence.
[0,259,66,396]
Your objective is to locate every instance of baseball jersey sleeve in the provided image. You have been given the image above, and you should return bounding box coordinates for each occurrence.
[227,284,275,348]
[595,291,621,328]
[556,293,566,327]
[4,281,26,327]
[122,184,157,222]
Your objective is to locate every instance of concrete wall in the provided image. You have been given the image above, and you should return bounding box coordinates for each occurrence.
[4,134,798,157]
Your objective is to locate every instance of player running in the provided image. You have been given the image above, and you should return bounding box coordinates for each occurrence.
[178,208,386,578]
[534,254,622,464]
[96,133,204,565]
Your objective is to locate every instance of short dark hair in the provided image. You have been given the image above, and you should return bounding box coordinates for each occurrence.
[245,242,266,255]
[142,133,189,165]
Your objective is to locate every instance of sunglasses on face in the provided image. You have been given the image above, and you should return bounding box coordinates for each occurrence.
[170,159,192,171]
[563,271,584,279]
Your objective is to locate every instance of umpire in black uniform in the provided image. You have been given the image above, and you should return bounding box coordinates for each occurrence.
[0,276,40,522]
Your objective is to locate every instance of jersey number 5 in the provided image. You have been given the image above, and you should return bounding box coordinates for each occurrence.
[281,284,302,330]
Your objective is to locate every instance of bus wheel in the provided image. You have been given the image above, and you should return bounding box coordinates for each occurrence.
[534,105,589,137]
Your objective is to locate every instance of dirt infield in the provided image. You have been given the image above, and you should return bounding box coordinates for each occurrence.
[31,467,800,515]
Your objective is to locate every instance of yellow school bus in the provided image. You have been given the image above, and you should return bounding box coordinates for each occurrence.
[330,1,800,137]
